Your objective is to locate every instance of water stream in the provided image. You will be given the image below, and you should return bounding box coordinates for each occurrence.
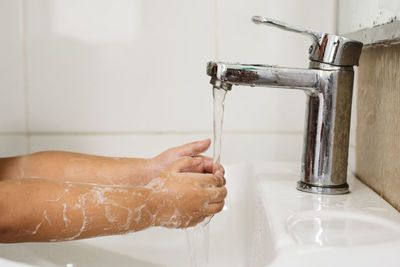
[212,87,228,172]
[186,222,210,267]
[186,87,228,267]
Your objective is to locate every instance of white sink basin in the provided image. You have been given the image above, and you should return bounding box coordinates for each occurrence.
[256,162,400,267]
[286,210,400,247]
[0,162,399,267]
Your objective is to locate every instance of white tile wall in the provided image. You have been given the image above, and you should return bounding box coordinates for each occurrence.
[24,0,337,134]
[0,0,26,133]
[25,0,216,133]
[0,136,27,157]
[1,0,336,165]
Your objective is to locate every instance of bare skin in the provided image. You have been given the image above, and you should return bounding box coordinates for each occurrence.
[0,139,226,243]
[0,139,224,186]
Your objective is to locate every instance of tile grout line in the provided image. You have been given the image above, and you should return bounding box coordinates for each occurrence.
[214,0,220,61]
[334,0,339,34]
[0,131,304,136]
[19,0,31,154]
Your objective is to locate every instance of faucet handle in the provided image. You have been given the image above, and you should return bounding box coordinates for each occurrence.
[252,16,363,67]
[252,16,322,44]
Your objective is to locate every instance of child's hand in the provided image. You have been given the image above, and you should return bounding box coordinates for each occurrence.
[146,157,227,228]
[147,139,225,180]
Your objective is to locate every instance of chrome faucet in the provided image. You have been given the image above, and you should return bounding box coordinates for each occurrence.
[207,16,363,194]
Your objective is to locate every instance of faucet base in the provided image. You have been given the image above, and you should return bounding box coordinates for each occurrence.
[296,181,349,195]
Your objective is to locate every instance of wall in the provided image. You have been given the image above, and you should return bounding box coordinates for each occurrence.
[0,0,27,155]
[355,44,400,210]
[337,0,400,34]
[338,0,400,210]
[0,0,336,166]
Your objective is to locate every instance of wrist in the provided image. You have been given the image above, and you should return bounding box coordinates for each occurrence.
[130,187,158,230]
[122,158,154,186]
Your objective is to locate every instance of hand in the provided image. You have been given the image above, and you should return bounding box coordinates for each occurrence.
[146,157,227,228]
[147,139,225,180]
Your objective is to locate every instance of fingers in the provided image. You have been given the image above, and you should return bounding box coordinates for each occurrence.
[185,216,208,228]
[167,157,202,172]
[198,156,214,173]
[206,186,227,203]
[167,156,225,182]
[196,173,225,187]
[204,201,225,215]
[186,156,225,179]
[212,162,225,178]
[187,156,213,174]
[172,139,211,157]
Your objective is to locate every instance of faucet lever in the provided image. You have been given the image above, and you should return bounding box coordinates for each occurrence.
[252,16,363,66]
[252,16,322,45]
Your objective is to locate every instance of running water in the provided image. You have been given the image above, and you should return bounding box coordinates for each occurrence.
[186,221,210,267]
[212,87,228,172]
[186,87,228,267]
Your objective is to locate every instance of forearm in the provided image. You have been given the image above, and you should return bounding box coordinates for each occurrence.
[0,179,153,243]
[0,151,152,186]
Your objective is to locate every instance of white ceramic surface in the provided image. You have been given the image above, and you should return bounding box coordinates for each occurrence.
[22,0,336,134]
[0,136,27,156]
[25,0,216,133]
[256,162,400,267]
[1,162,399,267]
[0,0,26,133]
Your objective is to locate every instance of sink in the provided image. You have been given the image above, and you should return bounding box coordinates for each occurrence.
[286,210,400,247]
[0,162,399,267]
[256,162,400,267]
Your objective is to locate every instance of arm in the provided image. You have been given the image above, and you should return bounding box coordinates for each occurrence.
[0,151,151,186]
[0,178,151,243]
[0,139,216,186]
[0,157,226,243]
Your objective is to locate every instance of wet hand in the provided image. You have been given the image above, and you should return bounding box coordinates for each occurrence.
[147,139,225,179]
[146,157,227,228]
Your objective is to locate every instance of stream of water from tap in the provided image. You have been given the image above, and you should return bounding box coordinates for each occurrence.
[212,87,227,171]
[185,87,228,267]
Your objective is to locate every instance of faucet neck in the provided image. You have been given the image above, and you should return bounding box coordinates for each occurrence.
[309,61,354,71]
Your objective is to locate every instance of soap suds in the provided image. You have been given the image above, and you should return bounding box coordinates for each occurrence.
[62,203,71,227]
[24,210,51,235]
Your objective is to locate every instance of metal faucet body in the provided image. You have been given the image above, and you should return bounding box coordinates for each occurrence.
[207,17,363,194]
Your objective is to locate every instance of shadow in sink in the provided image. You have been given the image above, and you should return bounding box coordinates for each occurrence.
[286,211,400,247]
[0,242,163,267]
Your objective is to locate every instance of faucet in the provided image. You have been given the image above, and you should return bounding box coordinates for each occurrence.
[207,16,363,194]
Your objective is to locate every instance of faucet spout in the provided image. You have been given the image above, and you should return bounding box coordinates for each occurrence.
[207,62,320,93]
